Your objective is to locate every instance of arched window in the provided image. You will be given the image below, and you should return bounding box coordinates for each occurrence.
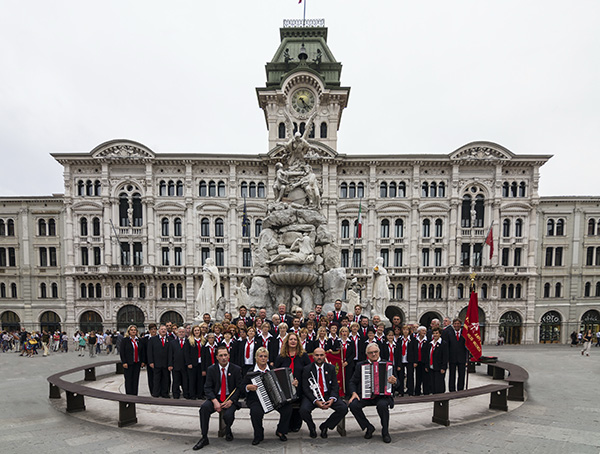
[80,218,88,236]
[596,282,600,297]
[428,284,434,299]
[519,182,526,197]
[435,219,443,237]
[508,284,514,299]
[511,182,518,197]
[0,220,6,236]
[357,182,365,198]
[556,219,565,236]
[421,284,427,299]
[398,182,406,197]
[388,182,396,198]
[502,182,509,197]
[169,283,175,299]
[199,180,207,197]
[380,182,387,198]
[422,219,430,237]
[394,219,404,238]
[80,283,87,298]
[94,180,101,196]
[51,283,58,298]
[115,283,121,298]
[168,180,175,196]
[503,219,511,237]
[461,195,472,228]
[174,218,182,237]
[555,282,561,298]
[388,284,395,300]
[278,122,286,139]
[438,182,445,197]
[214,218,224,237]
[257,183,266,198]
[457,284,464,299]
[515,284,522,299]
[40,283,47,299]
[176,181,184,196]
[588,219,595,236]
[396,284,403,300]
[201,218,210,237]
[127,283,134,298]
[481,283,488,299]
[299,122,306,135]
[255,219,263,237]
[159,181,167,196]
[474,195,484,227]
[139,283,146,299]
[77,180,85,196]
[38,219,46,236]
[10,283,17,298]
[515,219,523,237]
[95,283,101,298]
[543,282,550,298]
[435,284,442,299]
[320,122,327,138]
[340,183,347,198]
[585,282,591,297]
[429,182,437,198]
[176,283,183,299]
[547,219,555,236]
[0,283,6,298]
[92,217,101,236]
[218,181,226,197]
[86,180,93,196]
[422,182,429,197]
[380,219,390,238]
[341,220,350,239]
[240,182,248,198]
[394,248,403,266]
[132,193,142,227]
[209,181,217,197]
[161,218,169,237]
[88,283,94,298]
[349,183,356,198]
[247,182,255,198]
[501,284,507,299]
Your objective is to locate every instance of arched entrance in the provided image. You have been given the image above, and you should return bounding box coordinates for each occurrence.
[499,311,522,344]
[539,311,561,343]
[384,306,405,325]
[117,305,145,333]
[419,311,443,329]
[458,306,487,344]
[160,311,184,327]
[1,311,20,331]
[580,309,600,334]
[80,311,104,334]
[40,311,61,333]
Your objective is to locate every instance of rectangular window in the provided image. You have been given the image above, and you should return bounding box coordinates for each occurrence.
[352,249,362,268]
[93,247,101,265]
[381,249,389,267]
[8,248,15,267]
[546,247,553,267]
[341,249,349,268]
[501,248,510,266]
[554,247,563,266]
[162,247,170,266]
[174,247,183,266]
[514,248,522,266]
[461,244,470,267]
[215,248,224,267]
[422,248,430,267]
[243,248,252,267]
[40,247,48,267]
[473,244,482,267]
[121,242,131,266]
[587,247,594,266]
[0,248,5,266]
[434,248,442,267]
[133,242,143,265]
[201,247,210,264]
[81,247,89,266]
[394,248,403,267]
[49,247,57,267]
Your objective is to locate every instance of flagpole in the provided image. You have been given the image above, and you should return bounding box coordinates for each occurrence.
[303,0,307,26]
[465,272,477,390]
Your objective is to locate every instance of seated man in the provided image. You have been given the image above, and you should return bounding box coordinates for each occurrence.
[348,343,398,443]
[299,348,348,438]
[242,347,292,445]
[194,345,242,450]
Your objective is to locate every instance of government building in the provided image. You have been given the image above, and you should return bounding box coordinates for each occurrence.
[1,21,598,344]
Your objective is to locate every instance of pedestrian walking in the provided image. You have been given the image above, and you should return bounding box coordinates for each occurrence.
[581,330,593,356]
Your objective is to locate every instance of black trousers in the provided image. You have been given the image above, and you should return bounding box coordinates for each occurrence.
[398,362,414,395]
[199,400,237,437]
[299,396,348,431]
[146,365,154,395]
[414,363,429,395]
[152,366,171,398]
[123,362,141,395]
[448,362,466,392]
[349,396,391,434]
[171,368,189,398]
[429,369,446,394]
[248,401,292,439]
[187,366,205,399]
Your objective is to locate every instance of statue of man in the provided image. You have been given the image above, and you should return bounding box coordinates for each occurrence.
[268,232,315,265]
[372,257,390,315]
[293,164,321,209]
[196,258,221,317]
[273,162,290,203]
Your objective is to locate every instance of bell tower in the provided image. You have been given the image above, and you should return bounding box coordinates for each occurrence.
[256,20,350,153]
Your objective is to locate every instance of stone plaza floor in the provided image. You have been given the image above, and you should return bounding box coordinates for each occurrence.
[0,344,598,453]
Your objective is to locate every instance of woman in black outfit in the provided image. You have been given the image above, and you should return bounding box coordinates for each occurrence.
[120,325,144,395]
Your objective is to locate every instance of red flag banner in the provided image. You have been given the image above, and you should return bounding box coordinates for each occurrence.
[485,226,494,259]
[308,350,345,396]
[462,291,483,360]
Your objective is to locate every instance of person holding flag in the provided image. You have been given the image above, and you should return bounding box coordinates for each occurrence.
[462,276,483,362]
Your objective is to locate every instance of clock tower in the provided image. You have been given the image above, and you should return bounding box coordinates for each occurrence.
[256,21,350,153]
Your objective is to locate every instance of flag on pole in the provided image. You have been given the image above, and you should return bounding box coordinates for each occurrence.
[242,196,250,237]
[485,226,494,259]
[462,290,483,360]
[356,200,363,239]
[298,0,302,3]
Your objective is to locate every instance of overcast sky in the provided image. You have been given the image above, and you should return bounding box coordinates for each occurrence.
[1,1,598,197]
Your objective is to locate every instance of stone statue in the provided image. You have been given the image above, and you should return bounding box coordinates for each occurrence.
[313,49,322,68]
[283,48,293,64]
[127,206,133,227]
[470,207,476,228]
[268,232,315,265]
[348,277,364,312]
[278,109,319,171]
[292,165,321,209]
[196,258,221,317]
[233,281,248,310]
[273,162,290,203]
[372,257,390,316]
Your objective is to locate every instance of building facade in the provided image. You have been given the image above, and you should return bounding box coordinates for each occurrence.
[1,23,598,343]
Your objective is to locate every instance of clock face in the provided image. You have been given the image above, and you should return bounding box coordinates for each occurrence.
[290,89,316,115]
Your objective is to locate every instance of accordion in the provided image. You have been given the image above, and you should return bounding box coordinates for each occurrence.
[360,361,394,399]
[249,367,298,413]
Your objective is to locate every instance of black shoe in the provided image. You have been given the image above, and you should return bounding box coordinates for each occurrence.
[193,438,209,450]
[309,426,317,438]
[319,424,328,439]
[252,438,261,445]
[225,430,234,442]
[276,431,287,442]
[364,425,375,439]
[290,426,301,432]
[383,433,391,443]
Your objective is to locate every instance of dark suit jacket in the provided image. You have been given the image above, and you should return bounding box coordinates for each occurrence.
[443,328,468,364]
[184,339,203,368]
[428,340,449,371]
[120,337,144,366]
[379,342,401,367]
[201,343,219,372]
[147,336,170,368]
[302,362,340,402]
[338,339,356,368]
[139,335,153,364]
[331,311,347,324]
[232,337,263,368]
[326,337,341,351]
[168,338,187,370]
[275,353,311,394]
[407,337,430,365]
[204,362,243,407]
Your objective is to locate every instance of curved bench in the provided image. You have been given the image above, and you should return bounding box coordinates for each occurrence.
[48,360,519,433]
[484,360,529,402]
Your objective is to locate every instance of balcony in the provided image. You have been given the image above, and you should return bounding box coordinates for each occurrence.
[108,265,145,273]
[389,267,409,275]
[420,267,448,275]
[75,266,100,273]
[156,266,184,274]
[118,228,143,236]
[200,236,210,243]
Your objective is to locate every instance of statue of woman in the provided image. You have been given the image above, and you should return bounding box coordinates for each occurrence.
[196,258,221,317]
[371,257,390,316]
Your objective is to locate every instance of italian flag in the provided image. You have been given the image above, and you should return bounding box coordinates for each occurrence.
[357,200,362,238]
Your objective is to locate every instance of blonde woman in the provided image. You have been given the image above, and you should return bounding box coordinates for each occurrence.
[184,325,205,399]
[120,325,143,395]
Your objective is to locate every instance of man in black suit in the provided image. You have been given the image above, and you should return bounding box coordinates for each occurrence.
[232,305,250,327]
[443,318,467,392]
[427,327,449,394]
[242,347,292,445]
[408,326,430,396]
[331,299,347,327]
[194,345,242,450]
[168,327,189,399]
[277,303,294,327]
[348,343,398,443]
[299,348,348,438]
[140,323,157,394]
[147,324,171,398]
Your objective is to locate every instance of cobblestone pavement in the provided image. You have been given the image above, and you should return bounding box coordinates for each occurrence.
[0,344,598,453]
